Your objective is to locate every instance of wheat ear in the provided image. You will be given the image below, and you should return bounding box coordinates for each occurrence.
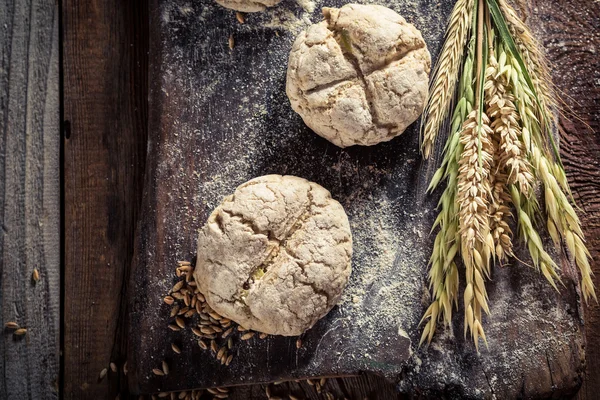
[486,49,534,195]
[504,46,597,302]
[497,0,558,126]
[421,0,475,159]
[420,38,476,346]
[529,144,597,302]
[510,185,562,289]
[458,110,494,349]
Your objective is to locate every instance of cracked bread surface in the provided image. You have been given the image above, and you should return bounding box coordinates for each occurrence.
[214,0,281,13]
[194,175,352,336]
[286,4,431,148]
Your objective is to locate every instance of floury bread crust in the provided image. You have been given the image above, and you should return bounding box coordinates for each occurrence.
[214,0,281,13]
[194,175,352,336]
[286,4,431,148]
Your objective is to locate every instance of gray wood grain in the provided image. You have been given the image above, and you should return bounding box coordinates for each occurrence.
[0,0,60,399]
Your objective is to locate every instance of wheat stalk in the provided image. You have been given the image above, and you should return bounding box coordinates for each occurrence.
[421,0,475,159]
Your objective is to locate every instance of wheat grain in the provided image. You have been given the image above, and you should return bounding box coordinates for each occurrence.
[422,0,476,158]
[5,322,19,329]
[172,281,184,293]
[171,343,181,354]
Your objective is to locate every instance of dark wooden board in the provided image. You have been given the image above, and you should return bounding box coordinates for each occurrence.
[62,0,148,398]
[0,0,60,398]
[128,0,588,398]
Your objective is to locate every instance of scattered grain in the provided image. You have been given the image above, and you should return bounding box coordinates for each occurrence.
[110,362,117,373]
[14,328,27,336]
[225,354,233,366]
[152,368,165,376]
[222,327,233,339]
[162,361,169,375]
[236,12,245,24]
[170,305,180,317]
[175,317,185,329]
[99,368,108,380]
[211,340,218,353]
[171,343,181,354]
[32,268,40,283]
[259,332,268,340]
[198,339,208,350]
[192,327,203,337]
[200,326,215,335]
[241,332,255,340]
[296,339,302,349]
[217,346,226,360]
[168,324,181,332]
[177,306,189,316]
[172,281,184,293]
[208,312,222,320]
[228,35,234,50]
[164,296,174,305]
[5,322,19,329]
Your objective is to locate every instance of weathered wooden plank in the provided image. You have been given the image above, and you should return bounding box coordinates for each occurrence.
[0,0,60,398]
[62,0,148,398]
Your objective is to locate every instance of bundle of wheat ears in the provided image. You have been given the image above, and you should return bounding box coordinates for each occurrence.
[419,0,596,350]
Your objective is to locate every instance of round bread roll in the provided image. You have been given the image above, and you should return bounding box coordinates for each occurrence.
[194,175,352,336]
[214,0,281,13]
[286,4,431,148]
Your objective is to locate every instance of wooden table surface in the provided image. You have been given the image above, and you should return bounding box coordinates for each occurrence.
[1,0,599,399]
